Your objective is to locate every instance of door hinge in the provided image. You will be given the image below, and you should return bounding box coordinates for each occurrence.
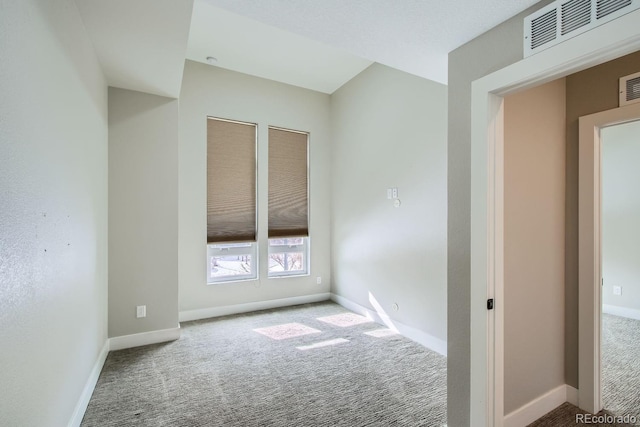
[487,298,494,310]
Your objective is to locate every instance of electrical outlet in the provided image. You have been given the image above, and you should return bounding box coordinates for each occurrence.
[136,305,146,318]
[316,276,322,285]
[392,187,398,199]
[386,188,392,199]
[613,286,622,296]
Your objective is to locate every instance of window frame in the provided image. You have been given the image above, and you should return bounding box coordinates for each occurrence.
[267,125,310,279]
[205,116,259,285]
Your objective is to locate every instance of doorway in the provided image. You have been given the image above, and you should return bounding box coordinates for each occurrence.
[502,79,567,423]
[578,103,640,415]
[596,119,640,420]
[469,11,640,426]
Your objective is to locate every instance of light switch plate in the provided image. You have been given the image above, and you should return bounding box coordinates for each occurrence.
[136,305,146,318]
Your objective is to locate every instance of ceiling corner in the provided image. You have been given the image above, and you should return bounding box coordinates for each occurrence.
[76,0,194,98]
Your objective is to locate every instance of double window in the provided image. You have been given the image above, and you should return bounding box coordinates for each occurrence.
[206,118,309,284]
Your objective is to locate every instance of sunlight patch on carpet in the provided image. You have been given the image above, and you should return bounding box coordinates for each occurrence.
[296,338,350,351]
[364,328,399,338]
[253,323,321,340]
[317,312,372,327]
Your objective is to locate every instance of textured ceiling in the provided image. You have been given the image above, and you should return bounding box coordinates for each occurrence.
[201,0,542,85]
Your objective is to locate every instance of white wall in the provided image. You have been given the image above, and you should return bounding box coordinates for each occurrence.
[503,79,567,415]
[602,120,640,315]
[0,0,108,425]
[108,87,179,337]
[330,63,448,347]
[178,61,331,313]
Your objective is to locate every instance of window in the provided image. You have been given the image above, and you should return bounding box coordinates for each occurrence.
[268,237,308,277]
[268,127,309,277]
[207,242,257,282]
[207,117,257,283]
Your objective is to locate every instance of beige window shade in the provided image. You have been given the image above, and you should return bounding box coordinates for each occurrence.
[207,118,256,243]
[268,127,309,238]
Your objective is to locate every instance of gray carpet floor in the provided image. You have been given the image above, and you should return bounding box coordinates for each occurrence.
[82,301,447,426]
[602,313,640,422]
[529,313,640,426]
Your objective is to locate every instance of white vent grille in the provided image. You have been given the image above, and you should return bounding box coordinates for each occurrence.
[597,0,632,18]
[531,9,558,48]
[524,0,640,57]
[620,72,640,106]
[561,0,591,35]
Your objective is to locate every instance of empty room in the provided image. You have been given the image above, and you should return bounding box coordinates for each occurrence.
[2,0,640,426]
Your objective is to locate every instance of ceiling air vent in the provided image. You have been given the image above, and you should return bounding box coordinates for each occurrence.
[524,0,640,57]
[620,72,640,106]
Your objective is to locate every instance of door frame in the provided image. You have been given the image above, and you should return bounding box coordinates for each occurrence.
[578,103,640,414]
[469,9,640,426]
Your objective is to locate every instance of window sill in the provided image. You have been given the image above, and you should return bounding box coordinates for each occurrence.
[206,277,258,285]
[267,272,310,280]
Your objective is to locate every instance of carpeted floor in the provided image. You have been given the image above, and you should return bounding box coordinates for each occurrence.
[602,313,640,423]
[82,304,640,426]
[528,313,640,426]
[82,301,447,426]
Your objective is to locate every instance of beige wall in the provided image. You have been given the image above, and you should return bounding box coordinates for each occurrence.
[447,2,554,423]
[108,87,180,337]
[504,79,566,414]
[330,63,448,346]
[0,0,108,425]
[564,50,640,385]
[178,61,331,312]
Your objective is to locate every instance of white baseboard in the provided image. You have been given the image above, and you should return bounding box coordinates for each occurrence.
[566,385,579,406]
[109,326,181,351]
[504,384,578,427]
[603,304,640,321]
[330,293,447,356]
[179,293,331,322]
[68,340,109,427]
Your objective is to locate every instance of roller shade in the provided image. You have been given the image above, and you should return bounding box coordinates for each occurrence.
[207,118,256,243]
[268,127,309,238]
